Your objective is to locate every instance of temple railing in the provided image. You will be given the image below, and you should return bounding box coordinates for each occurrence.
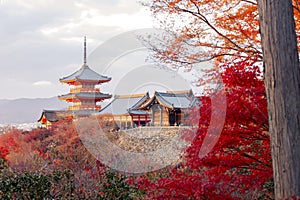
[70,88,100,93]
[69,105,101,110]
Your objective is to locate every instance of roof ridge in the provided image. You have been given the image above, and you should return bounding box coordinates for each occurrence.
[82,65,110,77]
[130,92,150,109]
[59,64,111,83]
[59,66,84,82]
[159,91,190,97]
[156,92,174,108]
[114,93,147,99]
[166,89,192,94]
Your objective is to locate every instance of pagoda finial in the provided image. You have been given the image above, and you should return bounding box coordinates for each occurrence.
[84,36,87,65]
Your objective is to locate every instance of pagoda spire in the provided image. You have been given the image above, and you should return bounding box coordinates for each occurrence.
[84,36,87,65]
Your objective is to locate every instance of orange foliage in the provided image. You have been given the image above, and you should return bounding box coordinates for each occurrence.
[0,119,109,196]
[148,0,300,66]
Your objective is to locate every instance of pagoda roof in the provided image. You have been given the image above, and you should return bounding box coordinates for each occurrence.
[38,110,70,123]
[138,90,198,110]
[59,64,111,83]
[100,93,150,115]
[58,92,112,100]
[38,109,101,123]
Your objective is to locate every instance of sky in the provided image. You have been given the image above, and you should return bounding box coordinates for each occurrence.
[0,0,210,100]
[0,0,156,99]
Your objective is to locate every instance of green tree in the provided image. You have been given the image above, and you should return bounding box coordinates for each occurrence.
[98,170,145,200]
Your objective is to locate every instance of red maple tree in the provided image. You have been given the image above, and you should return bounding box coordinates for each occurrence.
[132,59,273,199]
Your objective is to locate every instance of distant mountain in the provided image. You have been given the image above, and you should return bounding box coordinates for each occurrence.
[0,97,68,124]
[0,99,10,106]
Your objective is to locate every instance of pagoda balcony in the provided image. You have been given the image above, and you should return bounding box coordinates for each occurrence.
[69,105,101,110]
[70,88,100,93]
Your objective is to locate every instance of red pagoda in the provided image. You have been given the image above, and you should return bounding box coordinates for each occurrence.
[38,37,111,128]
[58,37,111,111]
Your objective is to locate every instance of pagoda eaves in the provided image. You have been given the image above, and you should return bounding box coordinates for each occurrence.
[58,92,112,101]
[59,64,111,84]
[58,37,111,111]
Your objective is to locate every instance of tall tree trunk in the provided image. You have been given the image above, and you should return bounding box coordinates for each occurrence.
[257,0,300,198]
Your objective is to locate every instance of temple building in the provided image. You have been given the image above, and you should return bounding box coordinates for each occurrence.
[38,37,112,128]
[38,110,72,128]
[38,37,201,129]
[132,90,196,126]
[58,37,111,111]
[100,90,200,129]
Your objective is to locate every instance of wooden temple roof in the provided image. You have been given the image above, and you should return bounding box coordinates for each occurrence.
[127,109,149,115]
[60,37,111,84]
[38,110,68,123]
[58,92,112,100]
[38,109,102,123]
[59,64,111,83]
[138,90,198,110]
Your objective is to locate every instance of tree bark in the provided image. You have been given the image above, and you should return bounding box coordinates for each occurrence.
[257,0,300,199]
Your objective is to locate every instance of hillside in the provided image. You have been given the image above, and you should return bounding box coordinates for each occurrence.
[0,97,68,124]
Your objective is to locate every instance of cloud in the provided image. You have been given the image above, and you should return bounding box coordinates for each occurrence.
[0,0,154,99]
[32,81,53,86]
[40,7,153,39]
[84,7,153,30]
[0,78,67,100]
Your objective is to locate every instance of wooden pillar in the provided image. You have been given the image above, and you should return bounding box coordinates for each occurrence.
[138,115,141,126]
[160,106,162,126]
[130,115,133,126]
[151,109,154,126]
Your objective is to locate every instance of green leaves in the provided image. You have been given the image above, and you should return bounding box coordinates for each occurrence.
[99,170,145,200]
[0,170,75,200]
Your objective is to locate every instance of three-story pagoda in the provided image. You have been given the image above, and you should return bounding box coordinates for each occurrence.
[58,37,111,111]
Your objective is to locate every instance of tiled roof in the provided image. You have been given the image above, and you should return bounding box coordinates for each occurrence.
[138,90,198,109]
[58,92,112,100]
[38,109,100,123]
[156,92,192,109]
[100,93,150,115]
[59,64,111,83]
[128,109,150,115]
[38,110,69,122]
